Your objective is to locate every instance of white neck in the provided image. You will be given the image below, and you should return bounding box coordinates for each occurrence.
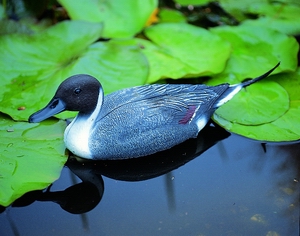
[64,89,103,159]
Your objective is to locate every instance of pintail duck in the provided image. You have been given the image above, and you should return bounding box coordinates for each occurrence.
[29,63,280,160]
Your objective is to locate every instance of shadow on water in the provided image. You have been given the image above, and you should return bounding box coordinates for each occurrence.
[0,123,299,236]
[1,122,230,215]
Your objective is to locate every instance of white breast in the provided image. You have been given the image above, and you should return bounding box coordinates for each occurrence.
[64,115,93,159]
[64,88,103,159]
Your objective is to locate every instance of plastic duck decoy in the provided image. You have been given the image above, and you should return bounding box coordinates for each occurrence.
[29,63,280,160]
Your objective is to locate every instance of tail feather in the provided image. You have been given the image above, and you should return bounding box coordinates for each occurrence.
[241,62,280,88]
[214,62,280,108]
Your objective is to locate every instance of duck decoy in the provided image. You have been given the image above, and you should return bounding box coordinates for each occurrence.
[29,62,280,160]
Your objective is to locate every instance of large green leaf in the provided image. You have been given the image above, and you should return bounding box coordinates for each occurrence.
[58,0,158,38]
[0,21,148,121]
[0,20,102,79]
[158,8,186,23]
[142,22,231,83]
[209,24,298,84]
[215,81,289,125]
[175,0,213,5]
[0,114,66,207]
[206,24,299,141]
[212,68,300,142]
[219,0,300,35]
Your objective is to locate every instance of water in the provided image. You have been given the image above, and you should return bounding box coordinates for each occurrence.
[0,125,299,236]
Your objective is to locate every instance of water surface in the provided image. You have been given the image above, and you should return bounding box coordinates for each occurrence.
[0,127,299,236]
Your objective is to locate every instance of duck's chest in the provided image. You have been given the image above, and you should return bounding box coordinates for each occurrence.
[64,115,93,159]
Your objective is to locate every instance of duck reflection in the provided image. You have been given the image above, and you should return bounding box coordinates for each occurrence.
[4,122,229,215]
[10,162,104,215]
[71,122,230,181]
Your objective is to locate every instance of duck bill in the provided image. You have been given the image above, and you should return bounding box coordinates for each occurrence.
[28,98,66,123]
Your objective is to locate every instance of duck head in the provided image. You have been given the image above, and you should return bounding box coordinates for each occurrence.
[29,74,102,123]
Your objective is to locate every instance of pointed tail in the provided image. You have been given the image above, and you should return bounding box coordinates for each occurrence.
[214,62,280,108]
[241,62,280,88]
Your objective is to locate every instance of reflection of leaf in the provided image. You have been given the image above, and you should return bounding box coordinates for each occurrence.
[142,22,231,83]
[212,68,300,142]
[58,0,158,38]
[0,21,148,121]
[0,114,66,207]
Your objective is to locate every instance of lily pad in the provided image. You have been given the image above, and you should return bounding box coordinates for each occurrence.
[216,81,289,125]
[0,21,148,121]
[205,24,298,141]
[142,22,231,83]
[158,8,186,23]
[219,1,300,19]
[58,0,158,38]
[175,0,213,5]
[209,24,298,84]
[0,114,66,207]
[213,68,300,142]
[219,0,300,35]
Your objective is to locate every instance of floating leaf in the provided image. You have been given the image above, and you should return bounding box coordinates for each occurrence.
[219,0,269,21]
[216,81,289,125]
[0,114,66,207]
[209,24,298,84]
[58,0,158,38]
[158,8,186,23]
[213,68,300,142]
[142,22,231,83]
[175,0,214,5]
[0,21,148,121]
[243,16,300,36]
[205,24,299,141]
[219,0,300,35]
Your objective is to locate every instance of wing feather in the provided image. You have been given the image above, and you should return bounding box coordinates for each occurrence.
[99,83,229,124]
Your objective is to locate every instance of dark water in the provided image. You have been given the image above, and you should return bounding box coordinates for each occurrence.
[0,125,299,236]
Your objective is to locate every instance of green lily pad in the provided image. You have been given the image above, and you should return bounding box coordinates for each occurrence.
[0,114,66,207]
[0,21,148,121]
[213,68,300,142]
[219,0,300,18]
[242,2,300,35]
[158,8,186,23]
[142,22,231,83]
[216,81,289,125]
[219,0,300,35]
[175,0,213,5]
[208,24,298,84]
[59,0,158,38]
[244,16,300,36]
[0,4,4,19]
[205,24,298,141]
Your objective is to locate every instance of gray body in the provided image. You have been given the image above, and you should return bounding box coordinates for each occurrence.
[89,83,229,159]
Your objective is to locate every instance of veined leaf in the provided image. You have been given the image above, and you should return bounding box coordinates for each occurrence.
[142,22,231,83]
[213,68,300,142]
[0,114,66,207]
[58,0,158,38]
[0,21,148,121]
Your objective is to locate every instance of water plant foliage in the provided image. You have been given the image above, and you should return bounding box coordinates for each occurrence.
[0,0,299,206]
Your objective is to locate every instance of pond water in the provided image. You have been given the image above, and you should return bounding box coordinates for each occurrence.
[0,124,299,236]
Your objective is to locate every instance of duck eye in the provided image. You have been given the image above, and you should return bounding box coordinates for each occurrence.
[74,88,82,95]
